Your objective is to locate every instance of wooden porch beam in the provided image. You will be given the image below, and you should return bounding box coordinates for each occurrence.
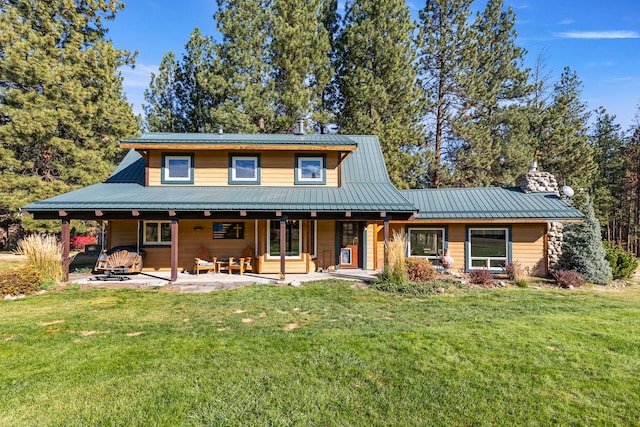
[61,219,70,282]
[383,217,390,268]
[280,217,286,277]
[170,219,179,282]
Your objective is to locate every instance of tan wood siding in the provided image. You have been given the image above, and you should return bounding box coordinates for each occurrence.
[511,224,546,277]
[148,150,339,187]
[316,220,336,270]
[446,224,467,274]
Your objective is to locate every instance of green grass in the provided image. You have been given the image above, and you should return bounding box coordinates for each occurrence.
[1,281,639,426]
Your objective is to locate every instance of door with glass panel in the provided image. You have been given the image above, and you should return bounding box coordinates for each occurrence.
[339,222,360,268]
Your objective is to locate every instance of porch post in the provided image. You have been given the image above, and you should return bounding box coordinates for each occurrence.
[383,217,390,268]
[61,218,70,282]
[171,219,179,282]
[280,217,287,276]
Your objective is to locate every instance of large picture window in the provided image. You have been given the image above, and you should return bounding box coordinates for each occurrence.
[468,227,509,270]
[268,220,301,258]
[295,155,326,184]
[143,221,172,245]
[229,155,260,184]
[408,228,445,265]
[162,154,193,184]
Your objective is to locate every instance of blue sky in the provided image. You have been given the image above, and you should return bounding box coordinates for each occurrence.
[108,0,640,132]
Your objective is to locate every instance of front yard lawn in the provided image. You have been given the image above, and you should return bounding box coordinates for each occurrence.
[1,281,639,426]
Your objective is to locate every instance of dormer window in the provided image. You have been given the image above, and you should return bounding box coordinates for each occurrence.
[229,154,261,184]
[162,153,193,184]
[295,155,326,185]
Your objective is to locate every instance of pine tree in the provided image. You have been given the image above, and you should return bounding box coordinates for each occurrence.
[0,0,137,232]
[271,0,333,132]
[175,28,221,133]
[418,0,474,188]
[538,67,596,190]
[589,107,627,239]
[214,0,275,133]
[336,0,425,188]
[449,0,533,187]
[557,196,613,285]
[144,52,181,132]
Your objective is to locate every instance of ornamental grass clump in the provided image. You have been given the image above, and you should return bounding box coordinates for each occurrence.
[373,230,408,290]
[16,234,64,284]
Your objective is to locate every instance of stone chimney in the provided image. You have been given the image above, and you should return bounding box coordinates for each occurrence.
[515,162,559,195]
[515,162,564,273]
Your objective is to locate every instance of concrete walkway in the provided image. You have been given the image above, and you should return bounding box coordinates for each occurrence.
[70,269,379,293]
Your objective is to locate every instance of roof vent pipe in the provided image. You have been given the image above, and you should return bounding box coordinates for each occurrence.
[529,161,537,172]
[294,118,305,135]
[218,125,223,135]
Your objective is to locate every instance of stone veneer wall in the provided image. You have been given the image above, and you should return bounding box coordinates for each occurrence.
[516,169,563,273]
[547,222,563,270]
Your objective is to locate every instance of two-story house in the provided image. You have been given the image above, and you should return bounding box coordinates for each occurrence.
[22,132,583,281]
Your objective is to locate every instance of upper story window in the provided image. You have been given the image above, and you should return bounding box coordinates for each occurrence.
[295,155,326,185]
[229,154,260,185]
[162,153,194,184]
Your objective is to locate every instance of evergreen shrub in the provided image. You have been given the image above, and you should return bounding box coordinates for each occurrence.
[557,197,612,284]
[603,241,638,280]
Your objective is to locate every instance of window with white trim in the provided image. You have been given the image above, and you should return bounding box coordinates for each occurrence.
[267,220,301,258]
[162,154,193,184]
[143,221,172,245]
[468,227,509,270]
[229,155,260,184]
[407,228,445,265]
[295,155,326,184]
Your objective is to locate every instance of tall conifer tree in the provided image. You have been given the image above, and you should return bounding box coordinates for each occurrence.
[0,0,137,231]
[336,0,425,188]
[589,107,627,239]
[450,0,532,187]
[539,67,596,190]
[271,0,333,132]
[418,0,473,188]
[214,0,275,133]
[144,52,181,132]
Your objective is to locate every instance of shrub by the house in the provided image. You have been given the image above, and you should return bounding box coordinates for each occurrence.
[553,269,586,288]
[406,258,436,282]
[469,269,494,287]
[603,241,638,280]
[557,197,612,284]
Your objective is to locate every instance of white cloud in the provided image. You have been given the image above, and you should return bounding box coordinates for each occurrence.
[119,63,159,89]
[555,30,640,39]
[557,19,574,25]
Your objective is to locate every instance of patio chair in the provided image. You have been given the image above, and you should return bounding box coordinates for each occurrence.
[194,246,217,275]
[228,246,254,275]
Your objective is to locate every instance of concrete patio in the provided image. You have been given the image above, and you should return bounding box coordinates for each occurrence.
[70,269,380,293]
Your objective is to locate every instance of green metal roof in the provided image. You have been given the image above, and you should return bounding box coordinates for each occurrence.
[120,132,357,147]
[402,187,584,220]
[23,182,413,213]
